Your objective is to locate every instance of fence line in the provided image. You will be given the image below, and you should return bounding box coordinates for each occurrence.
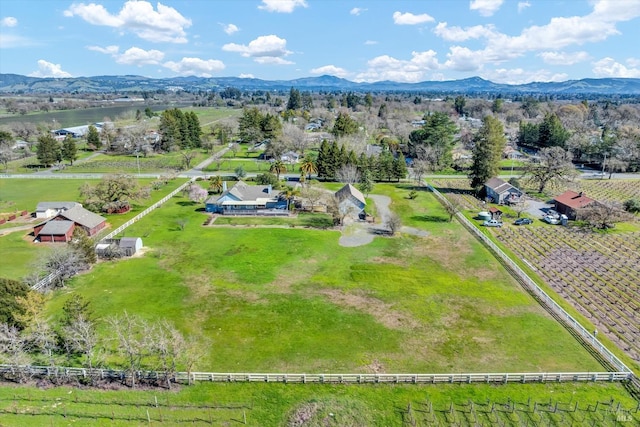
[0,364,631,385]
[30,178,194,292]
[427,184,633,377]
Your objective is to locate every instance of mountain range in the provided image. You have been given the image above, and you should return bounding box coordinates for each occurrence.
[1,73,639,96]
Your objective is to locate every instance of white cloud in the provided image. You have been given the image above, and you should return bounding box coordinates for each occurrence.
[64,1,192,43]
[1,17,18,27]
[355,50,440,83]
[469,0,504,17]
[258,0,307,13]
[87,45,119,55]
[433,22,497,42]
[222,23,239,35]
[223,34,292,63]
[592,57,640,78]
[116,47,164,66]
[517,1,531,13]
[310,65,349,78]
[350,8,367,16]
[538,51,590,65]
[28,60,72,78]
[431,0,640,72]
[483,68,568,84]
[392,11,434,25]
[364,40,378,45]
[239,73,255,78]
[163,57,225,77]
[88,45,164,66]
[627,58,640,68]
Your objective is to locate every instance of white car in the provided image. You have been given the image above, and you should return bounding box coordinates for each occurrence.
[543,215,559,225]
[483,219,503,227]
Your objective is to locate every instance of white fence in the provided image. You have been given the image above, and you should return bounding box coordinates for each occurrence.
[427,185,633,377]
[0,364,631,385]
[30,178,194,291]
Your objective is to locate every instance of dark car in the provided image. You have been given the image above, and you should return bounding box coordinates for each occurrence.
[514,218,533,225]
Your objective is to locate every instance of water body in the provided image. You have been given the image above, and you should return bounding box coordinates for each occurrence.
[0,103,188,128]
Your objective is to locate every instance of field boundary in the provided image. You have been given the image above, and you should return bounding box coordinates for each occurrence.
[30,178,194,292]
[0,364,631,385]
[428,184,634,380]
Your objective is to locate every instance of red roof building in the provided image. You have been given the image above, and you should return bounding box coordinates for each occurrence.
[554,190,596,220]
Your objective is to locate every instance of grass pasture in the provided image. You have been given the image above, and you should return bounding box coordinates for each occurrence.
[0,381,638,426]
[0,177,186,281]
[42,185,607,376]
[58,151,210,174]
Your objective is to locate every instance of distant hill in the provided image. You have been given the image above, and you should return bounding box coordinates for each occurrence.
[1,73,639,96]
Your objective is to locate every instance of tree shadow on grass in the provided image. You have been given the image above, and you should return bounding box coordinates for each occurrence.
[411,214,449,223]
[176,201,199,207]
[300,216,333,229]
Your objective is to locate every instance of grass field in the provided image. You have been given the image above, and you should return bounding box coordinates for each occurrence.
[0,381,637,426]
[0,177,186,281]
[58,151,210,174]
[40,184,607,376]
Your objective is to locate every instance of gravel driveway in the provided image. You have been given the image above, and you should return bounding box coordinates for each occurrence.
[338,194,428,247]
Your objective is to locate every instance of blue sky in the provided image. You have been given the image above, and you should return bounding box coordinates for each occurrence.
[1,0,639,84]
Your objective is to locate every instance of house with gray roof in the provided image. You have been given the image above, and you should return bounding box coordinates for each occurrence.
[335,184,367,220]
[35,201,80,219]
[58,205,107,236]
[205,181,287,215]
[484,177,523,205]
[33,220,75,242]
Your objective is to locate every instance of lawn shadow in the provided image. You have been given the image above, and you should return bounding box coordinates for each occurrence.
[411,214,449,223]
[300,216,334,229]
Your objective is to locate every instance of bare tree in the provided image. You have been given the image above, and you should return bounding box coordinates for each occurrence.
[411,160,429,184]
[386,212,402,235]
[180,150,198,170]
[300,185,325,212]
[0,323,32,382]
[149,320,185,389]
[62,315,100,372]
[336,164,361,184]
[512,199,530,218]
[523,147,576,193]
[108,312,150,388]
[28,317,58,368]
[578,202,633,229]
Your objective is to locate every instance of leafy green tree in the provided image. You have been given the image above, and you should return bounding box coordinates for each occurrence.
[364,93,373,109]
[331,112,359,137]
[491,98,503,113]
[376,150,395,181]
[61,135,78,165]
[469,115,506,190]
[261,112,282,141]
[144,107,155,118]
[0,278,30,328]
[300,158,317,180]
[269,160,287,181]
[238,107,265,143]
[517,121,539,147]
[358,169,374,196]
[234,165,246,179]
[0,130,13,148]
[70,227,97,265]
[61,294,93,327]
[256,172,279,187]
[80,174,150,213]
[408,112,458,170]
[538,113,570,148]
[36,134,61,167]
[209,175,224,193]
[301,92,313,111]
[86,124,101,150]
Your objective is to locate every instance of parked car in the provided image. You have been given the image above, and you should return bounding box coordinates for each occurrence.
[483,219,503,227]
[543,215,560,225]
[514,218,533,225]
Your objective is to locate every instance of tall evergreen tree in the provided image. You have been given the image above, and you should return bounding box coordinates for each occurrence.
[392,153,408,181]
[408,112,457,170]
[86,124,101,150]
[61,135,78,165]
[286,87,301,111]
[36,134,61,167]
[238,107,264,143]
[469,115,506,190]
[331,112,359,137]
[538,112,569,148]
[317,139,331,180]
[376,150,395,181]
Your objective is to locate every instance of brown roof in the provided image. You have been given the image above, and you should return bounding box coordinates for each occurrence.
[488,207,502,213]
[554,190,595,209]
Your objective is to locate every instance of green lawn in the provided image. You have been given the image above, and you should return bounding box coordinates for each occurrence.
[42,184,606,375]
[0,177,186,280]
[58,151,209,174]
[0,381,637,426]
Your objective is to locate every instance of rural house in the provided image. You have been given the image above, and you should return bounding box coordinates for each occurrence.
[35,201,80,219]
[484,177,523,205]
[33,204,106,241]
[205,181,287,215]
[335,184,367,220]
[554,190,596,220]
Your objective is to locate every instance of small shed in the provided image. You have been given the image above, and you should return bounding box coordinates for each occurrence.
[119,237,143,256]
[488,207,503,220]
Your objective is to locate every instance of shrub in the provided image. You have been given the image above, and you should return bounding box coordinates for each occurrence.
[623,198,640,214]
